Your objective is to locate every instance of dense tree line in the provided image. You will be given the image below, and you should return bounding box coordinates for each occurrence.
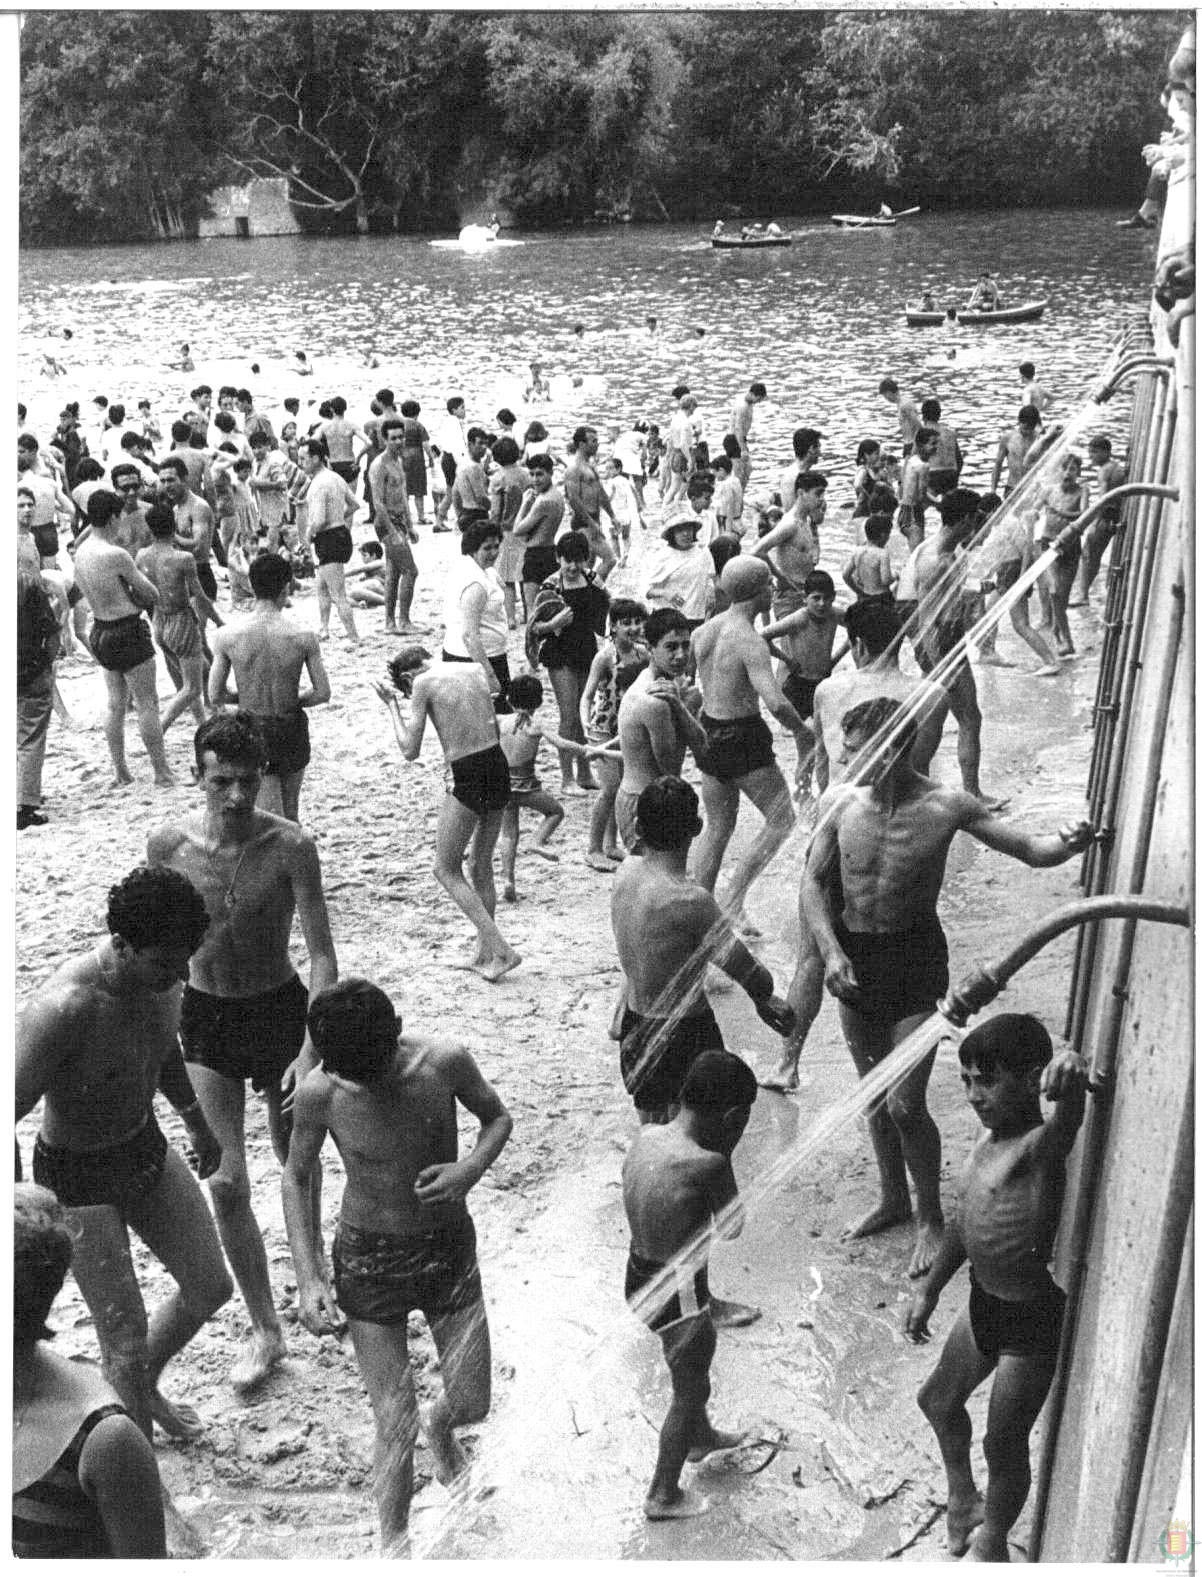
[20,9,1188,244]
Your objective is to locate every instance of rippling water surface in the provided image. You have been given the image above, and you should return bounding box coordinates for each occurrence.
[20,208,1147,549]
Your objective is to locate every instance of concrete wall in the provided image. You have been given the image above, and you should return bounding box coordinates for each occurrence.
[198,179,300,238]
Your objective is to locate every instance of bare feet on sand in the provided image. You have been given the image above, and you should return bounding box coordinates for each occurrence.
[154,770,178,788]
[947,1491,985,1557]
[424,1410,468,1486]
[150,1388,205,1439]
[841,1196,913,1244]
[758,1056,799,1093]
[686,1426,748,1463]
[230,1330,287,1393]
[975,650,1015,667]
[586,851,619,872]
[529,844,559,862]
[645,1487,710,1520]
[966,1532,1011,1562]
[709,1295,761,1329]
[908,1220,945,1279]
[473,949,522,983]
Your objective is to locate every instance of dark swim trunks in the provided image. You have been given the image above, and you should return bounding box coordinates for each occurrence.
[833,919,949,1025]
[782,672,820,721]
[33,1112,167,1215]
[619,1002,725,1115]
[625,1249,711,1334]
[969,1269,1065,1361]
[695,712,775,783]
[449,744,511,819]
[312,525,354,566]
[196,561,219,601]
[332,1214,484,1326]
[32,522,60,560]
[180,973,308,1093]
[247,710,311,777]
[88,614,155,674]
[521,543,558,584]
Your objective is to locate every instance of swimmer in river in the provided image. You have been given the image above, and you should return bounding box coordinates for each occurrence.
[16,864,232,1440]
[283,977,512,1556]
[375,648,521,982]
[802,695,1092,1277]
[148,712,339,1393]
[623,1040,760,1520]
[208,551,332,823]
[906,1014,1088,1561]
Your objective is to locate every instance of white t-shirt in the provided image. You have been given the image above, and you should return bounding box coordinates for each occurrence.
[442,558,508,658]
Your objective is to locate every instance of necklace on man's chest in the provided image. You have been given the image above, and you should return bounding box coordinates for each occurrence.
[204,841,250,912]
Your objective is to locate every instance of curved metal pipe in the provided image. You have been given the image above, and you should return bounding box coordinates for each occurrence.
[938,896,1191,1026]
[1092,356,1175,402]
[1047,483,1179,556]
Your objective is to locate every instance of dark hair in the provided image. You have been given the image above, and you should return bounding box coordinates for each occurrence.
[146,501,176,539]
[381,417,406,440]
[214,410,237,434]
[571,425,594,450]
[959,1013,1052,1078]
[193,710,266,774]
[680,1048,758,1113]
[920,398,942,422]
[107,864,209,954]
[171,419,193,443]
[219,385,237,402]
[108,403,126,426]
[1018,361,1036,380]
[556,529,592,564]
[110,462,141,488]
[524,420,548,444]
[466,426,488,446]
[308,978,398,1085]
[1017,404,1042,429]
[461,519,502,556]
[388,645,432,695]
[14,1184,75,1345]
[17,485,34,503]
[797,470,827,494]
[120,430,144,452]
[607,455,624,474]
[938,488,982,529]
[749,381,767,399]
[863,512,893,547]
[840,695,915,758]
[283,397,300,414]
[507,673,544,711]
[527,453,553,475]
[249,550,293,600]
[190,385,211,401]
[17,433,38,453]
[360,540,383,559]
[844,599,899,656]
[855,438,882,465]
[914,426,939,450]
[1087,435,1112,455]
[636,775,703,851]
[330,396,348,417]
[299,438,327,462]
[712,454,732,475]
[86,489,122,529]
[867,485,898,517]
[792,427,822,459]
[447,396,465,414]
[804,569,835,596]
[17,402,27,420]
[236,388,252,405]
[671,384,690,402]
[608,597,646,629]
[495,407,516,427]
[158,455,188,482]
[492,436,520,467]
[374,388,394,407]
[400,399,420,418]
[643,607,692,648]
[710,535,741,577]
[248,427,271,447]
[878,378,899,395]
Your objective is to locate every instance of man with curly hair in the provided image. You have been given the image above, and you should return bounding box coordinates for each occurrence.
[16,863,233,1442]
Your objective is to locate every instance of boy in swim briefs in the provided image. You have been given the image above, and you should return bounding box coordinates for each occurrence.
[283,978,512,1555]
[904,1014,1088,1560]
[623,1048,757,1521]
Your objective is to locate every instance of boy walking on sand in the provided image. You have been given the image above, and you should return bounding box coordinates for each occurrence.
[905,1014,1089,1560]
[623,1048,758,1521]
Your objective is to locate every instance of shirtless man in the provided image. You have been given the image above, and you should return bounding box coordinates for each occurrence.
[109,463,153,554]
[900,488,998,805]
[208,552,331,822]
[761,602,948,1094]
[148,712,339,1392]
[16,864,232,1439]
[73,488,175,787]
[283,979,512,1554]
[878,378,923,457]
[374,648,521,982]
[801,694,1091,1276]
[299,439,360,644]
[159,454,220,611]
[615,608,707,856]
[563,425,618,582]
[690,558,809,925]
[137,501,222,735]
[751,471,827,617]
[777,427,823,513]
[728,381,766,487]
[513,453,565,615]
[367,418,422,634]
[613,776,793,1325]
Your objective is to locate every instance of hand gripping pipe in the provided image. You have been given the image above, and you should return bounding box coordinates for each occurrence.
[938,894,1190,1027]
[1046,483,1180,561]
[1090,356,1174,402]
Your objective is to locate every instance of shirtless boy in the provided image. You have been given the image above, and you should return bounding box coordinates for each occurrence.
[283,978,512,1554]
[751,472,826,618]
[691,558,809,924]
[148,712,339,1392]
[623,1046,759,1520]
[906,1015,1088,1561]
[208,551,331,822]
[615,608,707,856]
[759,567,846,795]
[375,648,521,982]
[513,453,566,615]
[72,488,175,787]
[16,865,232,1439]
[802,696,1091,1277]
[136,500,222,735]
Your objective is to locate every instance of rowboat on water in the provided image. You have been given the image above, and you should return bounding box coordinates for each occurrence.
[905,299,1048,327]
[831,206,920,229]
[711,233,792,249]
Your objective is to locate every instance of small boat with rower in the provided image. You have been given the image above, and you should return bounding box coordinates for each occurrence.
[711,220,792,249]
[831,206,920,229]
[905,299,1048,327]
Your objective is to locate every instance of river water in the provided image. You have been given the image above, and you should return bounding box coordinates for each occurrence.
[21,207,1146,544]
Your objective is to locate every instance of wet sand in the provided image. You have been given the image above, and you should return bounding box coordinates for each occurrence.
[15,512,1104,1560]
